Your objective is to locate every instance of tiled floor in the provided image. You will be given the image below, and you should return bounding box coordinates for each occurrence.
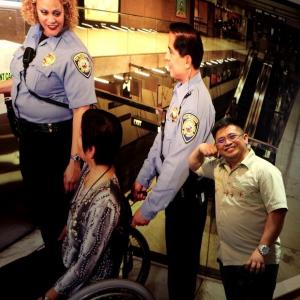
[145,262,226,300]
[0,229,226,300]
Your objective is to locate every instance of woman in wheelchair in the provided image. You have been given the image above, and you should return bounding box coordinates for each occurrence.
[39,109,130,300]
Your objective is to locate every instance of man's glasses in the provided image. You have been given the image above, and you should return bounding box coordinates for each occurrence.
[216,133,244,145]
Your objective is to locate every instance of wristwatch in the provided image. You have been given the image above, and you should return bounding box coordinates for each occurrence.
[258,244,270,256]
[70,154,81,162]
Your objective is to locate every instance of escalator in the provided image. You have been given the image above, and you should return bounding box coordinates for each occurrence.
[229,49,276,163]
[232,46,298,164]
[244,61,273,137]
[234,50,264,129]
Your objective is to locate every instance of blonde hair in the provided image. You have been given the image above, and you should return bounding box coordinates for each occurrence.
[21,0,78,29]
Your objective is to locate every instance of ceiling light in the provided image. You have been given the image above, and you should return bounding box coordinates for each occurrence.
[137,29,150,33]
[135,69,150,77]
[101,24,115,31]
[151,68,166,74]
[110,25,127,32]
[94,77,109,84]
[113,74,124,80]
[80,22,93,28]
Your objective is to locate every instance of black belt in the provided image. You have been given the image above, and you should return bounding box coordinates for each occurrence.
[17,118,72,135]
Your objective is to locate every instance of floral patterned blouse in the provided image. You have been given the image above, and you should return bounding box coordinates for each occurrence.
[54,165,122,296]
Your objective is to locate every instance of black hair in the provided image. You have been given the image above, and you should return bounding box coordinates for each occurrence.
[169,22,204,69]
[81,109,122,166]
[212,117,244,138]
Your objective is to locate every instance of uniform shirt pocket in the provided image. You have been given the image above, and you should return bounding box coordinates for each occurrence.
[163,115,178,155]
[27,64,63,98]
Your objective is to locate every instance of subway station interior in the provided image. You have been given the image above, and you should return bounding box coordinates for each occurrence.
[0,0,300,299]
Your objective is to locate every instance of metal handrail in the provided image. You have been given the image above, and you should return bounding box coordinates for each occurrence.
[95,88,162,115]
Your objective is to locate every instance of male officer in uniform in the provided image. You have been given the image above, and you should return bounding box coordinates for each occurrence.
[132,22,215,300]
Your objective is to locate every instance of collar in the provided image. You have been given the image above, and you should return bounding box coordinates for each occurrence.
[24,24,66,51]
[175,71,202,102]
[23,24,41,49]
[239,148,256,168]
[219,148,255,170]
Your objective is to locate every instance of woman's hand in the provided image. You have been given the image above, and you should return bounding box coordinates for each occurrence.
[58,225,67,241]
[64,160,81,192]
[37,288,59,300]
[0,79,13,94]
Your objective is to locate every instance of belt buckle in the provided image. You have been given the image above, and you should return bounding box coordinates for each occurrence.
[48,123,53,133]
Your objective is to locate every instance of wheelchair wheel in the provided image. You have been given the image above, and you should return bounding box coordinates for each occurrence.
[121,227,151,284]
[67,278,155,300]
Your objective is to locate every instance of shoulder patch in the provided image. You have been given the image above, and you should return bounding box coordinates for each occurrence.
[181,113,199,143]
[72,52,92,78]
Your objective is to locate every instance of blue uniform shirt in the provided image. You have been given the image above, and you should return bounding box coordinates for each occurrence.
[10,25,97,123]
[136,72,215,220]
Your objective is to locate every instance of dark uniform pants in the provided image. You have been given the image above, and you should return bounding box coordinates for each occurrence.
[165,173,208,300]
[18,120,72,249]
[219,260,279,300]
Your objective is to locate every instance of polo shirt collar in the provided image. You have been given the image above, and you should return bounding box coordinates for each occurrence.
[219,148,255,170]
[239,148,256,168]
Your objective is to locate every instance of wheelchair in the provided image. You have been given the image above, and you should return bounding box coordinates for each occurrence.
[67,278,155,300]
[67,194,152,300]
[120,226,151,284]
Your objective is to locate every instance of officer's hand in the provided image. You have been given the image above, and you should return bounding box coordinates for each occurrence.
[64,160,81,192]
[131,208,150,227]
[132,181,147,202]
[198,143,218,157]
[244,248,266,274]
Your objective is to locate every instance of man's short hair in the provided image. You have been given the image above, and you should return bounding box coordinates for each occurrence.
[81,109,122,165]
[169,22,204,69]
[212,117,244,138]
